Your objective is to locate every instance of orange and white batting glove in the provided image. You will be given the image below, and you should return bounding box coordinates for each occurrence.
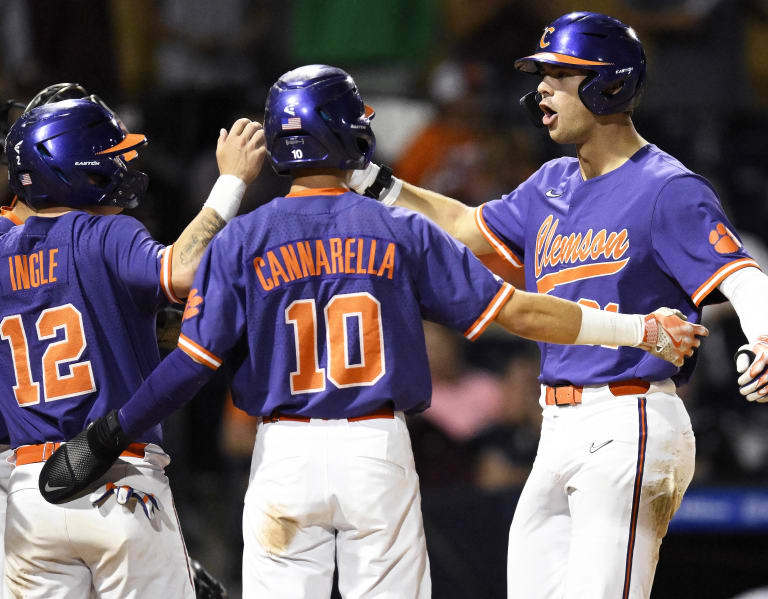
[735,336,768,402]
[637,308,708,367]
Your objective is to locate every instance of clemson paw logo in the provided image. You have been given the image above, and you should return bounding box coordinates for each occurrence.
[182,289,203,321]
[708,223,741,254]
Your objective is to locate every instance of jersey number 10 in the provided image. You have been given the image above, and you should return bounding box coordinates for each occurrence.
[285,292,385,394]
[1,303,96,406]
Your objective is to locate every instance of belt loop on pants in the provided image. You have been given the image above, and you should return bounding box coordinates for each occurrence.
[262,405,395,424]
[544,379,651,407]
[14,441,148,466]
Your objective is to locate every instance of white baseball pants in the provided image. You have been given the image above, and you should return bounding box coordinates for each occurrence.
[507,380,695,599]
[0,446,12,599]
[4,444,195,599]
[242,412,430,598]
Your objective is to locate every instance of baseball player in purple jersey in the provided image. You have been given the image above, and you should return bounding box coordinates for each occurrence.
[40,65,705,598]
[0,204,18,599]
[0,97,264,597]
[343,11,768,599]
[0,82,229,599]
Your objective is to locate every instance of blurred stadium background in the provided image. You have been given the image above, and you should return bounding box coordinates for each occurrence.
[3,1,768,597]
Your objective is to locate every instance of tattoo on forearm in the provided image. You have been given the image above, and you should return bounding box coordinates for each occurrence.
[177,210,226,265]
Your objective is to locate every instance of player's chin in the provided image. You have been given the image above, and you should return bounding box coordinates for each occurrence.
[547,124,570,144]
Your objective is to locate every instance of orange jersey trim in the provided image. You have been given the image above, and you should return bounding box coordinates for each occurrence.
[475,206,524,268]
[160,245,183,304]
[464,283,515,341]
[522,52,614,67]
[536,259,629,294]
[178,333,222,370]
[286,187,349,197]
[691,258,760,306]
[0,208,23,226]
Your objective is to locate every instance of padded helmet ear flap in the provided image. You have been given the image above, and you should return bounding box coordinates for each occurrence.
[520,92,545,128]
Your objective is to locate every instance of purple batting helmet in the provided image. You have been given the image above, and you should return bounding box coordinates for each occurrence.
[264,65,375,175]
[516,12,646,121]
[6,99,148,209]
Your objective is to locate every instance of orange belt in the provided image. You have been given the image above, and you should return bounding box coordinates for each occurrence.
[545,379,651,407]
[263,406,395,424]
[15,441,148,466]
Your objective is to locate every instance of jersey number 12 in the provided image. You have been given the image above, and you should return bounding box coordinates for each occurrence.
[1,303,96,406]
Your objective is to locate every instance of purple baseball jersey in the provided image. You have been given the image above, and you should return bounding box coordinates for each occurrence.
[175,188,512,419]
[0,212,180,447]
[477,144,758,386]
[0,209,21,443]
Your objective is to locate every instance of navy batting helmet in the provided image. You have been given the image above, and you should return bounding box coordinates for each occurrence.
[516,12,646,121]
[5,99,148,209]
[264,65,375,175]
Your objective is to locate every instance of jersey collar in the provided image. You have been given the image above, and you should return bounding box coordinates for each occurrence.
[0,207,23,225]
[285,187,349,197]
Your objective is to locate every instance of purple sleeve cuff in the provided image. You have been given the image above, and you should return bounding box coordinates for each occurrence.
[118,348,216,438]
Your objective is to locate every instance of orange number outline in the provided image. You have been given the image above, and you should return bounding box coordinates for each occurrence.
[284,292,386,394]
[285,299,326,394]
[0,304,96,407]
[36,304,96,401]
[0,315,41,406]
[325,292,385,389]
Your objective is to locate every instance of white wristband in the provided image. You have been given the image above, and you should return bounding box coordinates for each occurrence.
[574,304,645,347]
[346,163,379,193]
[346,163,402,206]
[380,177,403,206]
[203,174,246,222]
[718,266,768,345]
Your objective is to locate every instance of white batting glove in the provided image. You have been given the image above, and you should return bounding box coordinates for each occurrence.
[735,336,768,402]
[346,163,402,206]
[636,308,708,367]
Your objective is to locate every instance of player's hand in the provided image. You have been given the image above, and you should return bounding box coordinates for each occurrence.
[191,559,228,599]
[637,307,708,367]
[39,410,130,504]
[216,118,266,185]
[735,336,768,402]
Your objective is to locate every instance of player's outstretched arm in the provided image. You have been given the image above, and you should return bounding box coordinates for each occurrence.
[717,266,768,402]
[348,163,493,256]
[170,118,266,297]
[39,348,214,503]
[494,289,708,367]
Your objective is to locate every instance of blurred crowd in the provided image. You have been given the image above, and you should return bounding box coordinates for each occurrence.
[2,0,768,595]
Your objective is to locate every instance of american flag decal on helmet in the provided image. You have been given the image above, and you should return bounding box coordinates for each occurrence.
[19,173,32,186]
[282,117,302,130]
